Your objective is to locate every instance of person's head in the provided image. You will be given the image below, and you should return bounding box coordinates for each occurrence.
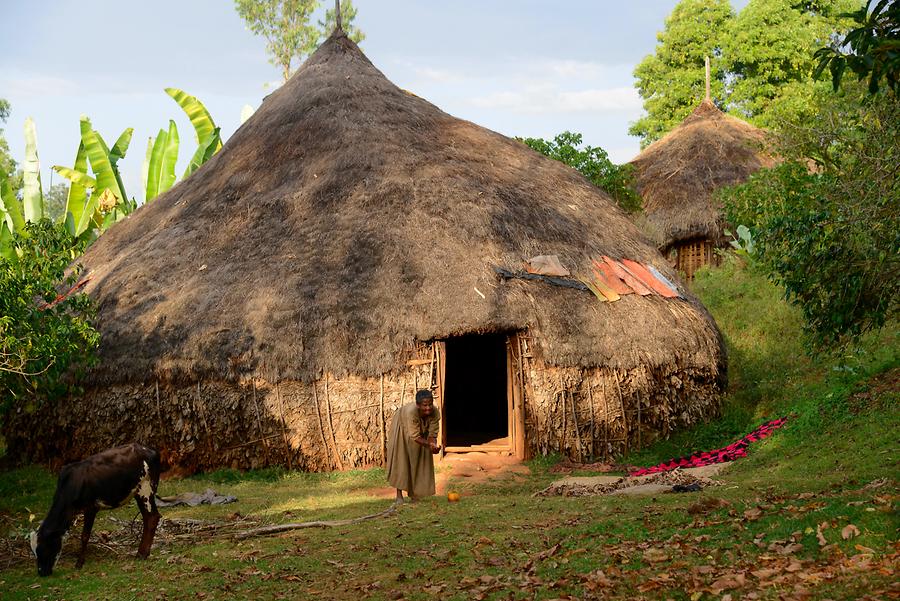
[415,389,434,417]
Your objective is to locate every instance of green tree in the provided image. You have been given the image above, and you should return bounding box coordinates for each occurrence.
[724,0,857,126]
[1,220,99,418]
[631,0,856,146]
[629,0,734,147]
[236,0,365,82]
[320,0,365,45]
[43,183,69,223]
[722,83,899,350]
[0,98,22,195]
[521,132,641,213]
[814,0,900,93]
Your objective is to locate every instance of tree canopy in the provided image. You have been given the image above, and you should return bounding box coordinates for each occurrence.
[631,0,857,147]
[721,82,898,351]
[814,0,900,93]
[235,0,364,82]
[521,132,641,213]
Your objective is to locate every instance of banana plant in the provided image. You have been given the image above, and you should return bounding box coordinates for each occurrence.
[0,119,47,259]
[144,120,179,202]
[53,117,135,238]
[165,87,222,178]
[22,118,44,222]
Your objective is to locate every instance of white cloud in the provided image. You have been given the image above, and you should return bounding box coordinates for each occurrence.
[1,74,83,97]
[471,86,640,113]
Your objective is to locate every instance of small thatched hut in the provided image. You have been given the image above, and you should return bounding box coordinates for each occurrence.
[8,32,726,471]
[630,99,775,280]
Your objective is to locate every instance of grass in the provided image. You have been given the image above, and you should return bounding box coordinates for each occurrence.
[0,256,896,600]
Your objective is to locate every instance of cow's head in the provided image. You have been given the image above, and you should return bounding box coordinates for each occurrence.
[31,524,62,577]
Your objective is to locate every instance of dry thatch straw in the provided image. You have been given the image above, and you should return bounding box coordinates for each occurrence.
[73,32,721,385]
[630,100,776,251]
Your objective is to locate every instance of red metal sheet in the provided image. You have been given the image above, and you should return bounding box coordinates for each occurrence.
[620,259,679,298]
[592,259,632,295]
[601,256,652,296]
[590,267,621,302]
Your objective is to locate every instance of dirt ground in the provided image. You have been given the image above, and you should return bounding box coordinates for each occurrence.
[368,452,531,499]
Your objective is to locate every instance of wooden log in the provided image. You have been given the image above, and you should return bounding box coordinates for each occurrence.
[233,504,398,540]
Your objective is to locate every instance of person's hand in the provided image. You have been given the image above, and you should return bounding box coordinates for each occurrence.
[430,443,441,454]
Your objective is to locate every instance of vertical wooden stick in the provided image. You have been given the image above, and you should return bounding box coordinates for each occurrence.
[558,374,567,455]
[251,380,271,464]
[275,382,293,471]
[587,381,596,461]
[705,56,711,101]
[614,371,628,456]
[312,381,332,469]
[570,389,583,460]
[324,375,344,470]
[379,374,386,464]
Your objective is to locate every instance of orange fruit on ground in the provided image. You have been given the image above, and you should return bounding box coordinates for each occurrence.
[447,492,461,502]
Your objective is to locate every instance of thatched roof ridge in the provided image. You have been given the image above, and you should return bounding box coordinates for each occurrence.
[630,99,775,249]
[76,32,724,385]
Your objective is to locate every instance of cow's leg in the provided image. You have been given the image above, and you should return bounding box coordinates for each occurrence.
[135,495,160,559]
[75,508,97,569]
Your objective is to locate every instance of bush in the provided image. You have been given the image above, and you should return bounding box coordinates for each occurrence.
[0,220,99,420]
[520,132,642,213]
[721,85,899,351]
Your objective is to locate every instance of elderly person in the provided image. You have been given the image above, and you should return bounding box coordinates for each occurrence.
[386,389,441,502]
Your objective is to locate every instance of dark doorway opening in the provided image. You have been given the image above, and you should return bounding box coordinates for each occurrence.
[444,333,508,448]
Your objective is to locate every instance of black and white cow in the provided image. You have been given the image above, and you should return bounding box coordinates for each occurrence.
[30,443,162,576]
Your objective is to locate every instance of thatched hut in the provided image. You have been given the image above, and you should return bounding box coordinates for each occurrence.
[630,99,775,280]
[8,32,726,471]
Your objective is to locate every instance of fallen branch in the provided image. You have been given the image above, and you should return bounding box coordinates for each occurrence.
[233,504,398,540]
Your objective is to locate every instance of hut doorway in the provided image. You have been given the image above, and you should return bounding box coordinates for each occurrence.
[443,333,512,452]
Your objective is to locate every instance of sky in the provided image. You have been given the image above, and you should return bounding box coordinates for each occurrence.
[1,1,747,203]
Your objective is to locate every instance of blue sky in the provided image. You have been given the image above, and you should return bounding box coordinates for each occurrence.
[1,1,746,202]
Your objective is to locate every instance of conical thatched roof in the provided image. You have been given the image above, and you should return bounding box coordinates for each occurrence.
[630,99,775,250]
[76,32,723,386]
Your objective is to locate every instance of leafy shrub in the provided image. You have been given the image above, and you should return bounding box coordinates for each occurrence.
[0,220,99,419]
[720,86,899,351]
[520,132,642,213]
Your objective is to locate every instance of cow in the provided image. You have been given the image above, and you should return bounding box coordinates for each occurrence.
[30,443,162,576]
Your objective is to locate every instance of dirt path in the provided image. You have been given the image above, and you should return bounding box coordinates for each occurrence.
[366,452,531,499]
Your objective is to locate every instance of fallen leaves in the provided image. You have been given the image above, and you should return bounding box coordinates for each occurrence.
[841,524,860,540]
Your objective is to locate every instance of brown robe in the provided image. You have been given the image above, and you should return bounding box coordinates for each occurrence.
[386,403,441,498]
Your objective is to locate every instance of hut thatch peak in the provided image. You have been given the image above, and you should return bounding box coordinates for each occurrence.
[630,98,776,263]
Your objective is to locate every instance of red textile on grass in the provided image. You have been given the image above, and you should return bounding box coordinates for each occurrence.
[629,417,788,477]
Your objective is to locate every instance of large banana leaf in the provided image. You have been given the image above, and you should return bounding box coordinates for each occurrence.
[109,128,134,165]
[0,169,26,235]
[22,117,44,222]
[65,188,100,238]
[80,117,125,203]
[183,127,220,179]
[165,88,222,150]
[0,221,16,263]
[56,142,93,237]
[145,121,179,201]
[53,166,97,190]
[141,136,154,196]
